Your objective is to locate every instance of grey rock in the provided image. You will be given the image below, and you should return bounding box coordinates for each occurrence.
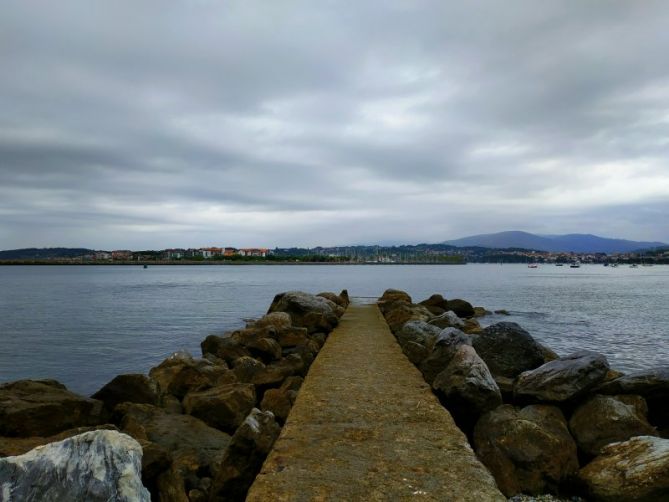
[514,350,610,402]
[418,328,471,384]
[569,394,657,456]
[432,344,502,425]
[579,435,669,501]
[472,322,545,378]
[0,430,149,501]
[396,320,442,350]
[428,310,465,329]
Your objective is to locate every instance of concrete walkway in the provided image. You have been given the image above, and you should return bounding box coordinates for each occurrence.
[246,303,504,501]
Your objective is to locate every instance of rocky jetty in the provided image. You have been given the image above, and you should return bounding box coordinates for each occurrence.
[0,289,349,501]
[378,288,669,499]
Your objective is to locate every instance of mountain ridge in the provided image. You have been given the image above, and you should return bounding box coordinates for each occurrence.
[443,231,667,253]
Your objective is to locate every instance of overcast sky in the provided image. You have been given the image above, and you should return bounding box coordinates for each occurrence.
[1,1,668,249]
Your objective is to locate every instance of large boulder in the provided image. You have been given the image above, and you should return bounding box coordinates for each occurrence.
[201,335,251,365]
[0,379,107,437]
[418,328,472,384]
[569,394,657,457]
[395,320,442,350]
[472,322,545,379]
[596,367,669,430]
[384,303,433,333]
[445,298,475,318]
[428,310,465,329]
[118,403,231,500]
[579,435,669,501]
[432,344,502,427]
[149,351,236,400]
[210,408,281,501]
[0,430,149,501]
[0,424,119,458]
[379,288,412,304]
[267,291,341,334]
[92,374,160,411]
[249,312,292,331]
[317,291,348,308]
[514,351,610,402]
[183,383,256,433]
[419,294,449,315]
[473,404,579,496]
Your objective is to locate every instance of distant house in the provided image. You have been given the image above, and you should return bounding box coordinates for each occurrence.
[224,247,238,257]
[111,250,132,260]
[95,251,112,260]
[239,248,270,257]
[200,247,223,258]
[163,248,185,260]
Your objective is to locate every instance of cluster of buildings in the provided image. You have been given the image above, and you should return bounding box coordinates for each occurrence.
[92,247,271,261]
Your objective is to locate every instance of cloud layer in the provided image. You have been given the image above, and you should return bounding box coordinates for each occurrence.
[2,0,669,248]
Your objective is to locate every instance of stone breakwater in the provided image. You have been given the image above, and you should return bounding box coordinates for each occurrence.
[378,288,669,501]
[0,289,349,501]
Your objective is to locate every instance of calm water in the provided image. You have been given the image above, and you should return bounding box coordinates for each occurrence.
[1,264,667,395]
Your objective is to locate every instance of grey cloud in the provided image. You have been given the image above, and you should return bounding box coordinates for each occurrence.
[1,0,669,249]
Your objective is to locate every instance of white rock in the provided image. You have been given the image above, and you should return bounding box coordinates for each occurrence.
[0,430,149,501]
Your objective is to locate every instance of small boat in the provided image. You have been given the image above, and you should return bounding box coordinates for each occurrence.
[528,263,538,268]
[603,263,609,267]
[610,263,619,268]
[555,263,564,267]
[570,262,581,268]
[630,263,638,268]
[143,264,148,269]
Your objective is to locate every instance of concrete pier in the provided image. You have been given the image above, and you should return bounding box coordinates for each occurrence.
[247,302,504,501]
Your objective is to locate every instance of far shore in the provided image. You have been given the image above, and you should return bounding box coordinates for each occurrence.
[0,260,468,266]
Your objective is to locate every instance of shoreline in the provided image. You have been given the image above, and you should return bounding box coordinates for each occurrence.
[0,260,468,266]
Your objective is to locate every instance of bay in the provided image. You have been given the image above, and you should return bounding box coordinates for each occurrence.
[0,264,667,395]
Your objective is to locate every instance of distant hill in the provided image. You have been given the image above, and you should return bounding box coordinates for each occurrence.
[443,231,667,253]
[0,248,95,260]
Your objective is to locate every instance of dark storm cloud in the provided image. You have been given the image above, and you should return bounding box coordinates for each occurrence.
[1,0,669,248]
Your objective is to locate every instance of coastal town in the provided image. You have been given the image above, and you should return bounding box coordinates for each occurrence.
[1,244,668,264]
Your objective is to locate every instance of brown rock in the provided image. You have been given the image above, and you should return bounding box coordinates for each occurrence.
[200,335,251,365]
[260,388,292,422]
[0,380,107,437]
[210,408,281,501]
[149,353,236,400]
[579,435,669,501]
[92,374,160,411]
[384,303,433,333]
[569,394,656,456]
[445,298,475,318]
[276,327,309,348]
[232,356,266,384]
[183,383,256,433]
[0,424,118,457]
[268,291,341,334]
[473,404,579,496]
[379,288,412,304]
